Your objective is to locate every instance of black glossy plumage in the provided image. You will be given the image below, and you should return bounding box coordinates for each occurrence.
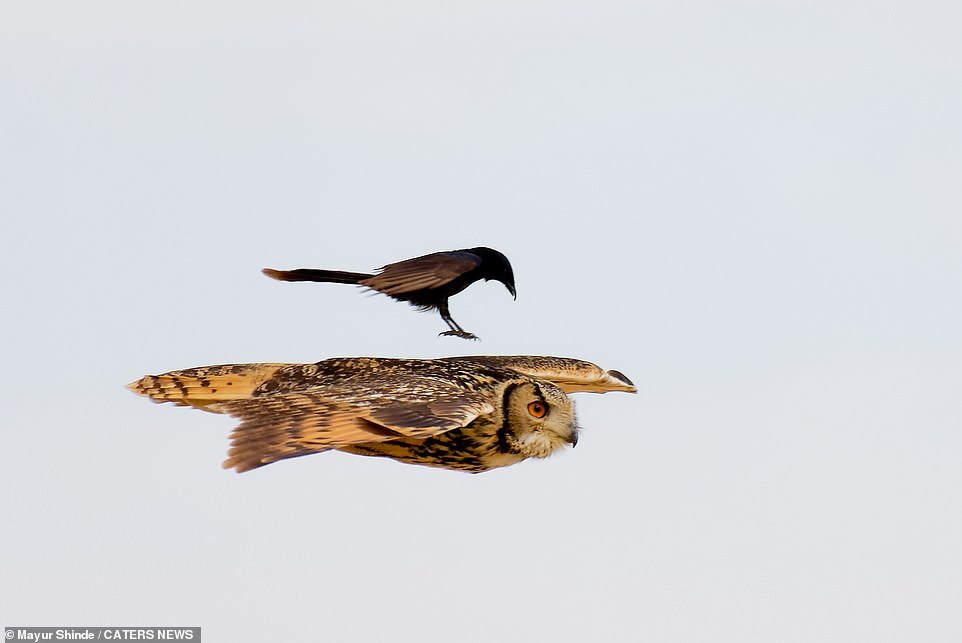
[262,247,516,340]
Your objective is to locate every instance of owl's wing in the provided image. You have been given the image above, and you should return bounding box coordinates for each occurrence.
[361,251,481,295]
[210,384,494,472]
[127,363,289,409]
[446,356,637,394]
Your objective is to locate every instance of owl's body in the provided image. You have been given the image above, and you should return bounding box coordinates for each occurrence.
[129,355,635,473]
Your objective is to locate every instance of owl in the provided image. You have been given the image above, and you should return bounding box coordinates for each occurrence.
[128,355,636,473]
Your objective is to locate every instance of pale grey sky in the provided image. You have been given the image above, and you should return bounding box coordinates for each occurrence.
[2,1,960,641]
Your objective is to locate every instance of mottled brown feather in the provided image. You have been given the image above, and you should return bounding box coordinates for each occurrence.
[443,355,637,394]
[126,364,287,409]
[131,361,496,471]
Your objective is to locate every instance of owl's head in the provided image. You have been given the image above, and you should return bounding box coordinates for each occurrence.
[503,381,577,459]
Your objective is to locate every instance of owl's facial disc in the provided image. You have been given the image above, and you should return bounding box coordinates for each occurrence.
[506,382,577,459]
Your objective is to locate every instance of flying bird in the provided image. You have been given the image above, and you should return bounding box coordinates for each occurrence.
[128,355,636,473]
[262,247,516,340]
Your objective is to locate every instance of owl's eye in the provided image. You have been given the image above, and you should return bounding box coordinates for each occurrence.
[527,401,547,418]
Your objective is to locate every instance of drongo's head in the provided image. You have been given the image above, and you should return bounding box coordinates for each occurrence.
[470,247,516,299]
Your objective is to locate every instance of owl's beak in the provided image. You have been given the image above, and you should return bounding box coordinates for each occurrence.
[567,432,579,448]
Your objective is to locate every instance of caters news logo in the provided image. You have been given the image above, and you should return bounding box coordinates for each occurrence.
[5,630,196,641]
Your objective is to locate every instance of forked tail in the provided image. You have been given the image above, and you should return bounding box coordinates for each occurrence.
[262,268,373,284]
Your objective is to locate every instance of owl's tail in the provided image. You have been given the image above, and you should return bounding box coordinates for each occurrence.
[261,268,373,284]
[127,363,289,410]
